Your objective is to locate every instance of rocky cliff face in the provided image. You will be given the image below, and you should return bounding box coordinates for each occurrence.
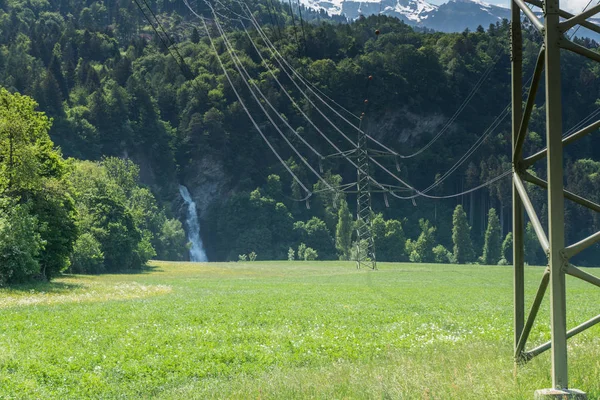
[181,155,230,219]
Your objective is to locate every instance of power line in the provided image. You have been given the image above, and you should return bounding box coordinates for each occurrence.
[211,11,335,190]
[237,0,506,160]
[569,0,598,39]
[237,3,514,197]
[183,0,313,199]
[195,0,523,202]
[296,0,308,55]
[287,0,301,53]
[133,0,191,78]
[185,0,339,199]
[140,0,189,70]
[219,0,360,120]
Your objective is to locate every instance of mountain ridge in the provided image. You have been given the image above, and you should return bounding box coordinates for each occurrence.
[299,0,510,31]
[298,0,600,37]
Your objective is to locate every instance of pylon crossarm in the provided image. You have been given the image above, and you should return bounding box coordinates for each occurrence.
[560,38,600,63]
[525,0,600,34]
[516,267,550,361]
[515,0,544,31]
[524,313,600,360]
[523,119,600,167]
[565,232,600,258]
[566,264,600,288]
[513,172,550,251]
[560,3,600,32]
[514,47,545,161]
[522,172,600,213]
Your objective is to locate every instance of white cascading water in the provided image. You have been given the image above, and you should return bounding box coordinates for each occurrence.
[179,185,208,262]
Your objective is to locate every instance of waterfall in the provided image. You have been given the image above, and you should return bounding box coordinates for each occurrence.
[179,185,208,262]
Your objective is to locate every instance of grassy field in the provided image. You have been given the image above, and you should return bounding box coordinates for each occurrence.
[0,261,599,399]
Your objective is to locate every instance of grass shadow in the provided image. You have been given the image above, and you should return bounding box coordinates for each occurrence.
[1,281,85,294]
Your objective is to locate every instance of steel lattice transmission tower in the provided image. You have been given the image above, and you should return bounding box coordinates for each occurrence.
[354,125,377,270]
[511,0,600,396]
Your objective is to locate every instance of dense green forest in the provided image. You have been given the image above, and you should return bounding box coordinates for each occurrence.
[1,0,600,283]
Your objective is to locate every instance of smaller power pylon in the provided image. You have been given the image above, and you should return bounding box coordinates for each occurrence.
[354,119,377,270]
[323,75,399,269]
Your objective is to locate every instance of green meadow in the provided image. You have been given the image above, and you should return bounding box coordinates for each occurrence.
[1,261,599,399]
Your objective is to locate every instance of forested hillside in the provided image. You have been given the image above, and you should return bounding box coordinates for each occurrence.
[1,0,600,275]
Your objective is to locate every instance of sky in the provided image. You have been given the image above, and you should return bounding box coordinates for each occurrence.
[427,0,591,13]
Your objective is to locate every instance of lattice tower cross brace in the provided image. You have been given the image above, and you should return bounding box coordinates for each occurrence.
[511,0,600,393]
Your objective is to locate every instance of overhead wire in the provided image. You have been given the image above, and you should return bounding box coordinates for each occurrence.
[135,0,192,78]
[183,0,313,200]
[239,3,518,197]
[140,0,189,68]
[212,7,326,161]
[139,0,522,203]
[216,0,521,199]
[296,0,308,55]
[191,0,531,202]
[133,0,187,74]
[287,0,302,52]
[266,0,283,38]
[235,16,367,168]
[219,0,360,120]
[188,2,399,200]
[188,0,340,197]
[236,0,506,159]
[568,0,598,39]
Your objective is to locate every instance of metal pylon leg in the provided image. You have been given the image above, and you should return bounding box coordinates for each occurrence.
[544,0,568,387]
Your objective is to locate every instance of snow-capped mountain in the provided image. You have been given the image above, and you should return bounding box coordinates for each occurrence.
[299,0,511,32]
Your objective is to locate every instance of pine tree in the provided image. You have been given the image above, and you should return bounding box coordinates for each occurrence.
[502,232,513,264]
[452,204,474,263]
[191,27,200,44]
[482,208,502,265]
[335,199,352,260]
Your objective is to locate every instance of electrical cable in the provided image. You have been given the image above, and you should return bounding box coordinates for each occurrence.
[266,0,283,38]
[237,0,506,159]
[287,0,301,52]
[222,2,520,198]
[296,0,308,55]
[245,6,515,197]
[183,0,313,199]
[189,0,340,197]
[140,0,189,71]
[569,0,597,39]
[133,0,188,75]
[192,1,529,202]
[218,0,361,120]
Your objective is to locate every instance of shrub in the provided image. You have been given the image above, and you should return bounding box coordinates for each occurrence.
[304,247,318,261]
[249,252,257,262]
[297,243,307,260]
[0,202,43,285]
[406,219,437,263]
[238,254,247,262]
[433,245,452,264]
[70,233,105,274]
[288,247,295,261]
